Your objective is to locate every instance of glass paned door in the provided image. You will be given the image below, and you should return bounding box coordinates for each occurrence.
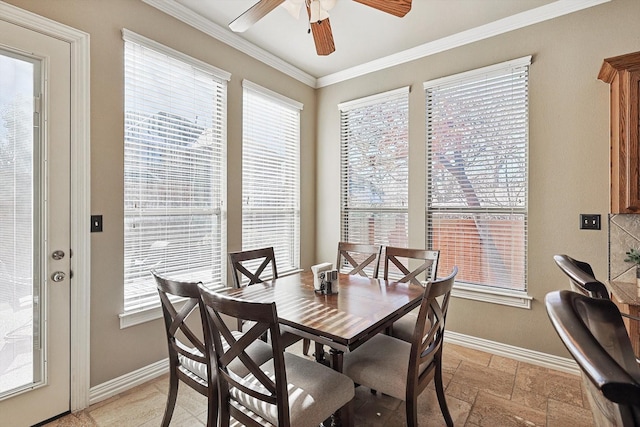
[0,50,42,398]
[0,16,71,426]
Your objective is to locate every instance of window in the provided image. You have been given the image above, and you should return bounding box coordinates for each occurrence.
[242,81,301,274]
[339,87,409,267]
[123,30,229,314]
[425,56,530,298]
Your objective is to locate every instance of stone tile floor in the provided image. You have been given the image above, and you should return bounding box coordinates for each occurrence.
[43,342,594,426]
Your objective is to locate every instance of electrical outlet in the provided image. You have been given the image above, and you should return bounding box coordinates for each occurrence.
[580,214,600,230]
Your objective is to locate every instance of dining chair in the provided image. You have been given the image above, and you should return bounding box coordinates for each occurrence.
[335,242,382,278]
[383,246,439,286]
[342,267,458,427]
[383,246,440,343]
[229,246,279,289]
[198,286,355,427]
[152,271,270,427]
[546,290,640,426]
[153,270,217,427]
[228,247,311,355]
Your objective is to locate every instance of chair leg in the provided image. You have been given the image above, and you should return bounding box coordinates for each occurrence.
[314,342,326,364]
[220,396,231,427]
[206,384,218,427]
[161,369,179,427]
[406,395,418,427]
[303,338,310,355]
[338,398,354,427]
[435,356,453,427]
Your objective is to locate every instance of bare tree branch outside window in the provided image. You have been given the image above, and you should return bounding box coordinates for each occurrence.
[426,63,529,291]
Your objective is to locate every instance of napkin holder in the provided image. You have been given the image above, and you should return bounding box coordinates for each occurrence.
[311,262,338,295]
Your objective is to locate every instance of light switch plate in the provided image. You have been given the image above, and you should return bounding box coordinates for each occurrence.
[580,214,600,230]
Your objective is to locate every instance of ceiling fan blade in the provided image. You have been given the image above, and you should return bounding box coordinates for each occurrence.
[229,0,285,32]
[353,0,412,17]
[306,3,335,56]
[309,18,336,56]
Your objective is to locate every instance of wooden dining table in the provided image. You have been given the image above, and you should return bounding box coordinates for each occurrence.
[216,270,425,372]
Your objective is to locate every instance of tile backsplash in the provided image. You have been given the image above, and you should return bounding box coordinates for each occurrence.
[609,214,640,281]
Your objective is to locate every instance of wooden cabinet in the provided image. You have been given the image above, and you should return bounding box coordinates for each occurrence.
[610,292,640,356]
[607,280,640,356]
[598,51,640,213]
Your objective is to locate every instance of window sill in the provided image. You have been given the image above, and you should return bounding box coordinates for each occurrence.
[119,304,169,329]
[119,286,225,329]
[451,283,532,309]
[279,268,304,277]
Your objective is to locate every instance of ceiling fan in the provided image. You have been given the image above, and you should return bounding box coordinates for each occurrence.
[229,0,412,56]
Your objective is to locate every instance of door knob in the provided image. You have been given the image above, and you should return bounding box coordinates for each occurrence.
[52,250,65,260]
[51,271,66,282]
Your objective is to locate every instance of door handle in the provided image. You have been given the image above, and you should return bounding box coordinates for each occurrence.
[51,271,66,282]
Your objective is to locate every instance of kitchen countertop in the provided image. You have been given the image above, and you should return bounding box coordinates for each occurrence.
[606,280,640,305]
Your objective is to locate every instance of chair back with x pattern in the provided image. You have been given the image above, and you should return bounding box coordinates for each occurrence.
[383,246,439,287]
[153,271,216,427]
[229,247,278,289]
[408,266,457,426]
[336,242,382,278]
[199,288,290,427]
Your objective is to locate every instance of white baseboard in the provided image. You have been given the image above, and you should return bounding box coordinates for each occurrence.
[87,334,579,406]
[89,358,169,405]
[445,331,580,375]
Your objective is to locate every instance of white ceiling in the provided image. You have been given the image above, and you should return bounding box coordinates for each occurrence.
[144,0,609,87]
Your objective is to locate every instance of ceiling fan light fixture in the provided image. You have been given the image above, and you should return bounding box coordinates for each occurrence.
[319,0,337,11]
[230,0,410,56]
[309,0,330,23]
[281,1,303,19]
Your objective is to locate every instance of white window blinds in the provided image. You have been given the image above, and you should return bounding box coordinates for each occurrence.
[425,56,530,292]
[242,81,301,274]
[339,87,409,260]
[123,30,229,312]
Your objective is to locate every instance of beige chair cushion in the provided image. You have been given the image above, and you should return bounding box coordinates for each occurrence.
[391,310,418,343]
[178,353,208,382]
[391,309,432,343]
[343,333,431,400]
[231,352,354,427]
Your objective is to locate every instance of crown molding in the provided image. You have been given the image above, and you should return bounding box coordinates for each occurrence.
[145,0,610,89]
[316,0,610,87]
[141,0,317,87]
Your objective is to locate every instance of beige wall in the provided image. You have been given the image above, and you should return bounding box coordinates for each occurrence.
[5,0,316,386]
[5,0,640,389]
[316,0,640,357]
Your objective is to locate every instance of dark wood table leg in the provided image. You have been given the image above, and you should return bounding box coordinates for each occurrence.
[329,347,344,373]
[314,342,327,365]
[337,400,354,427]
